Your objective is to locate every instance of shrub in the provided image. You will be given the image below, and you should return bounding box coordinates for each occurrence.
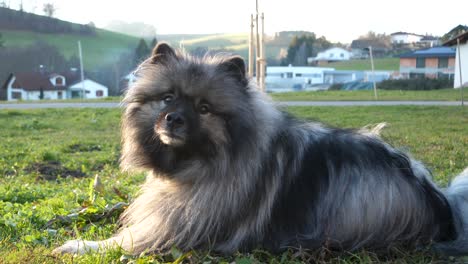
[377,78,453,91]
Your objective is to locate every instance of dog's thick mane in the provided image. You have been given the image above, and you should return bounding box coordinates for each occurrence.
[53,44,468,257]
[118,51,456,253]
[119,86,273,251]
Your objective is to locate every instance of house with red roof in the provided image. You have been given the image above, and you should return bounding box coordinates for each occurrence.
[1,70,108,101]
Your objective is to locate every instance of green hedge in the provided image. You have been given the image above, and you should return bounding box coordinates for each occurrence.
[377,78,453,90]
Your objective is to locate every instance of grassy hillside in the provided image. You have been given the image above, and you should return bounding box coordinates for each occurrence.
[325,57,400,71]
[2,29,140,70]
[158,33,260,59]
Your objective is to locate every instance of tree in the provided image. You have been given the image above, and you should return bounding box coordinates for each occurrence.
[150,37,158,50]
[43,3,56,17]
[441,25,468,42]
[358,31,391,49]
[283,33,331,66]
[0,32,4,48]
[39,87,44,100]
[134,38,150,65]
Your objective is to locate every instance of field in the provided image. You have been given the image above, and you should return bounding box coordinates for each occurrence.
[271,88,467,101]
[325,58,400,71]
[0,106,467,263]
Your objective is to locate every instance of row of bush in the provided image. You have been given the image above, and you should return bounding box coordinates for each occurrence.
[330,78,453,91]
[377,78,453,90]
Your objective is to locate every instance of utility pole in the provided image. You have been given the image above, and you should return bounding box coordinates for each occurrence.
[369,46,378,100]
[457,38,464,106]
[248,14,254,77]
[248,0,266,91]
[78,41,85,100]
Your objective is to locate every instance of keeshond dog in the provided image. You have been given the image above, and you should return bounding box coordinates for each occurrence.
[53,43,468,256]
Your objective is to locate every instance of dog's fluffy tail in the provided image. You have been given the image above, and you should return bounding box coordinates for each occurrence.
[434,168,468,255]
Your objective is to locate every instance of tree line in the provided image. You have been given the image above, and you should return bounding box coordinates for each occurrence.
[0,6,96,35]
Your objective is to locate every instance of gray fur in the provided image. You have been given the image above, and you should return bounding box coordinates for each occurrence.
[53,44,468,256]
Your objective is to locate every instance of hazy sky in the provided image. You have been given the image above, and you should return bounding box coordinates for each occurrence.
[14,0,468,43]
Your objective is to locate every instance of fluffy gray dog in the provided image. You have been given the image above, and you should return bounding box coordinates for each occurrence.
[53,43,468,256]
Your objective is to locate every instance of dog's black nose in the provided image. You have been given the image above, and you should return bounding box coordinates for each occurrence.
[165,112,185,128]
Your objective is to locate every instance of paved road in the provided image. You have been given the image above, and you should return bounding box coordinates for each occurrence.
[0,101,465,110]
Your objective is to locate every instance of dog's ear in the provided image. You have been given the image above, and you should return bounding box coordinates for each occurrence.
[218,56,248,87]
[150,42,177,64]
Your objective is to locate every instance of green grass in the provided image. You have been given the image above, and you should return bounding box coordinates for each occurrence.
[0,96,123,104]
[2,29,139,70]
[2,89,466,104]
[0,106,467,263]
[326,58,399,71]
[271,88,468,101]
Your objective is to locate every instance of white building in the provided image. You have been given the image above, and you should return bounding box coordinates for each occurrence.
[69,79,109,99]
[3,72,67,101]
[443,31,468,88]
[266,65,334,91]
[390,32,424,44]
[308,47,351,64]
[1,71,108,101]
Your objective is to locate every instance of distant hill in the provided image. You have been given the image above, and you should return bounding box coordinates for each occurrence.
[0,7,140,70]
[0,7,95,35]
[0,5,326,69]
[105,21,157,38]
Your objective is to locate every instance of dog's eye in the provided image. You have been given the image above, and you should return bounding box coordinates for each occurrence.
[162,94,174,104]
[198,103,210,115]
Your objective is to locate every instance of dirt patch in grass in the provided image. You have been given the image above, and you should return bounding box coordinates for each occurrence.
[25,161,86,180]
[65,143,102,153]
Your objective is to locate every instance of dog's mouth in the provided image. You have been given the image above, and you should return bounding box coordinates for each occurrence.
[156,129,187,147]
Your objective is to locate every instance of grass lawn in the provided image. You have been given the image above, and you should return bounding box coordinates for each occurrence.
[0,106,467,263]
[1,88,466,105]
[325,58,400,71]
[271,88,468,101]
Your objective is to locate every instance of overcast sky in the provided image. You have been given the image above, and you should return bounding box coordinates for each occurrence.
[13,0,468,43]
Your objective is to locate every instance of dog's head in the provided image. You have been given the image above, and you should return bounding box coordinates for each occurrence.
[121,43,256,173]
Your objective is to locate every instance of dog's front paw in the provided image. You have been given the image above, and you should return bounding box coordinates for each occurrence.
[52,240,100,255]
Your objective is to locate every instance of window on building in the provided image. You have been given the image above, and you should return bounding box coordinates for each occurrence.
[416,58,425,68]
[286,72,293,78]
[438,58,448,69]
[12,92,22,99]
[410,73,425,79]
[96,90,103,97]
[56,77,63,85]
[340,53,344,58]
[329,53,334,58]
[58,91,63,99]
[295,73,302,77]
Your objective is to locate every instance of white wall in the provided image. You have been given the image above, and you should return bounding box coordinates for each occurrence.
[315,48,350,61]
[69,79,109,99]
[266,66,334,89]
[24,90,65,100]
[454,43,468,88]
[391,34,422,44]
[49,75,66,86]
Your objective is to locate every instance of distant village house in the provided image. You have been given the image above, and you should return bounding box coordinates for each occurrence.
[398,47,456,79]
[443,31,468,88]
[1,70,108,101]
[307,47,351,65]
[390,32,440,48]
[390,32,424,44]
